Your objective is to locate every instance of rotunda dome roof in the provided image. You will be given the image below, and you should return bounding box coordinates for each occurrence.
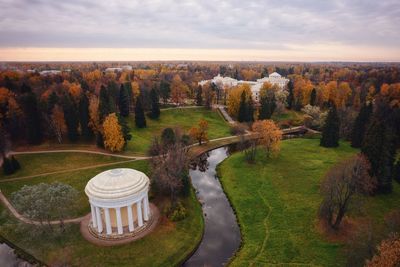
[85,168,149,201]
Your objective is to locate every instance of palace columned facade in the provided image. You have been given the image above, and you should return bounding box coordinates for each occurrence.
[199,72,289,102]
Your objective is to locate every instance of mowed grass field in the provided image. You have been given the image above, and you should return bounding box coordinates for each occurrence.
[125,107,231,154]
[272,109,304,127]
[218,138,394,266]
[0,154,203,266]
[0,152,127,181]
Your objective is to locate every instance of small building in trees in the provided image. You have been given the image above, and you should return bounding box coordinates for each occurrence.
[84,168,157,239]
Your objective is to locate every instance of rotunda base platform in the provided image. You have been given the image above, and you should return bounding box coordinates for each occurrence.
[80,203,160,246]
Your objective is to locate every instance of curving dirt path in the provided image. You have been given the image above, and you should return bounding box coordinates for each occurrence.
[11,149,148,160]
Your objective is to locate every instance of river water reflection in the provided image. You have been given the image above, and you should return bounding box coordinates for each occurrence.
[184,147,241,267]
[0,243,32,267]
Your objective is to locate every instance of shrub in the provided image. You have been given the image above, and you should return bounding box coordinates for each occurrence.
[2,157,14,175]
[161,127,176,146]
[168,201,187,222]
[11,156,21,170]
[301,104,327,130]
[181,134,190,146]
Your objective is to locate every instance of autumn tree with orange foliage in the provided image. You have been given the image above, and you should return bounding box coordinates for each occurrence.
[102,113,125,152]
[62,81,82,103]
[0,87,21,124]
[325,81,353,108]
[83,70,102,92]
[378,83,400,108]
[252,120,283,158]
[240,69,260,81]
[189,119,209,145]
[170,74,189,105]
[293,76,313,109]
[366,234,400,267]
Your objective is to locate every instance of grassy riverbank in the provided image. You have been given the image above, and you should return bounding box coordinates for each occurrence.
[218,138,360,266]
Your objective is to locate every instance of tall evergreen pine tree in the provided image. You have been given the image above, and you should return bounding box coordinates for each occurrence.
[47,91,58,114]
[118,84,130,117]
[350,103,373,148]
[259,93,276,120]
[286,80,294,110]
[117,115,132,144]
[135,97,147,128]
[20,90,42,144]
[62,95,79,142]
[149,86,160,119]
[362,119,395,193]
[196,85,203,106]
[310,88,317,106]
[246,96,254,122]
[238,91,248,123]
[79,93,92,140]
[99,85,112,121]
[320,105,340,147]
[393,153,400,183]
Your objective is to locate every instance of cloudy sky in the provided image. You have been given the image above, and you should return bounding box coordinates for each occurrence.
[0,0,399,61]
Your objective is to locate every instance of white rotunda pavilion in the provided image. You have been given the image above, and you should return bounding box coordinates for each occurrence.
[85,168,151,237]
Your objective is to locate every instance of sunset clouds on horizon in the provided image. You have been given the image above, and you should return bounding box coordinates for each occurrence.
[0,0,399,61]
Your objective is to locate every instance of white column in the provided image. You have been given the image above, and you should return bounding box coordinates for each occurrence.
[90,204,97,228]
[127,204,134,232]
[95,206,103,233]
[104,208,112,235]
[136,200,143,227]
[145,194,150,219]
[143,196,149,221]
[116,207,123,234]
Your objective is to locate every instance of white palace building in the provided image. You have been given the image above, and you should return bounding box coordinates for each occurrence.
[199,72,289,101]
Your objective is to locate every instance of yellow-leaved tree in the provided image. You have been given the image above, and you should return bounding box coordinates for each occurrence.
[227,84,252,117]
[337,82,352,108]
[62,81,82,103]
[50,104,66,143]
[293,76,314,107]
[131,81,140,103]
[102,113,125,152]
[88,95,100,133]
[252,120,283,158]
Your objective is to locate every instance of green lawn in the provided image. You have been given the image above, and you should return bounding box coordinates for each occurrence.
[219,138,400,266]
[125,107,231,154]
[0,156,203,266]
[0,152,127,181]
[272,109,304,127]
[218,138,358,266]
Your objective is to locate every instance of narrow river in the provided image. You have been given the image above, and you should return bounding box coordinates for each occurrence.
[0,243,33,267]
[184,147,241,267]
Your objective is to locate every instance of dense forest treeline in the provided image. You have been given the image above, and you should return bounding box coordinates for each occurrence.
[0,62,399,191]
